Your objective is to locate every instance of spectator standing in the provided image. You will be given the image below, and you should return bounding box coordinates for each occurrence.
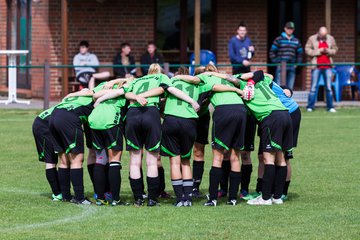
[228,22,255,74]
[140,42,164,76]
[113,43,136,78]
[305,26,338,112]
[270,22,303,90]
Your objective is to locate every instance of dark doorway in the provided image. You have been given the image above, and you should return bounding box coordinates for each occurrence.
[267,0,306,90]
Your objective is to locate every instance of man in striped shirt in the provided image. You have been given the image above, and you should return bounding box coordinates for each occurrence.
[269,22,303,90]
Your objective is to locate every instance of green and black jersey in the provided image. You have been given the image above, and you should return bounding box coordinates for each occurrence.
[237,75,287,122]
[163,78,201,119]
[88,85,127,130]
[123,73,172,108]
[197,74,244,108]
[38,106,56,121]
[55,83,104,122]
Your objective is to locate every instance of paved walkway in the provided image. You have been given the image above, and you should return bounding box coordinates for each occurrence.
[1,97,359,110]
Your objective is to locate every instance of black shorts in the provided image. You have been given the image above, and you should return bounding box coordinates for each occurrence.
[290,107,301,148]
[195,110,210,145]
[125,106,161,152]
[243,113,257,151]
[32,117,58,164]
[211,104,247,151]
[258,110,293,154]
[83,122,93,150]
[91,125,124,151]
[49,108,85,154]
[160,116,197,158]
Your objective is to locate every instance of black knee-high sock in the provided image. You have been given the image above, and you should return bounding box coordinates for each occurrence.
[70,168,84,201]
[46,168,61,196]
[183,179,193,201]
[220,160,231,192]
[256,178,263,193]
[109,162,121,201]
[262,165,276,200]
[274,166,287,199]
[87,163,95,192]
[171,179,183,202]
[94,164,106,200]
[140,168,145,195]
[283,180,291,196]
[58,168,71,200]
[192,160,204,190]
[130,177,143,200]
[105,163,110,193]
[209,166,222,200]
[240,164,252,193]
[158,166,165,193]
[147,176,159,201]
[228,171,242,200]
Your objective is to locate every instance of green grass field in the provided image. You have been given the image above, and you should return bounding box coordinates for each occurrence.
[0,108,359,239]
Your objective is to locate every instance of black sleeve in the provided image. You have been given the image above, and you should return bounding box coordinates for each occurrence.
[252,70,264,83]
[113,54,123,77]
[140,53,149,75]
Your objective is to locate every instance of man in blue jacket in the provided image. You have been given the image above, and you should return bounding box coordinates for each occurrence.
[228,22,255,74]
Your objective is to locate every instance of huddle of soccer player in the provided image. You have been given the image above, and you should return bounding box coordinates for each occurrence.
[32,63,300,207]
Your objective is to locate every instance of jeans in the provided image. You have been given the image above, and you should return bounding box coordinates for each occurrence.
[275,66,296,90]
[307,68,334,110]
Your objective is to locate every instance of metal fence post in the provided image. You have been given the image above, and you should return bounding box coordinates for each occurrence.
[43,59,50,110]
[164,62,169,75]
[281,61,286,86]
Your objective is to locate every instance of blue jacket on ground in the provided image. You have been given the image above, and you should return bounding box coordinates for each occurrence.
[228,36,253,64]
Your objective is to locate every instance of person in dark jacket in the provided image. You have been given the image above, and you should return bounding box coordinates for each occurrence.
[140,42,164,76]
[113,42,136,78]
[269,22,303,90]
[228,22,255,74]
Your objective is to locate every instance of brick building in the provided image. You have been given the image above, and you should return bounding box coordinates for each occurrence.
[0,0,358,100]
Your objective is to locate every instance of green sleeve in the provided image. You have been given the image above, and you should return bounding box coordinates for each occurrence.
[122,81,134,93]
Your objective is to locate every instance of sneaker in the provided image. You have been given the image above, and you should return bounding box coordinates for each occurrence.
[147,199,160,207]
[96,199,108,206]
[251,192,261,199]
[281,194,288,201]
[240,190,253,201]
[192,188,202,198]
[204,199,217,207]
[226,199,237,206]
[134,199,145,207]
[104,192,113,202]
[307,108,313,112]
[247,196,272,206]
[184,200,192,207]
[329,108,336,113]
[174,201,185,207]
[52,193,63,201]
[217,189,227,198]
[111,200,130,206]
[71,198,92,205]
[272,197,284,205]
[159,191,172,199]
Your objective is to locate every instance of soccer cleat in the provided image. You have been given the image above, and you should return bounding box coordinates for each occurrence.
[71,198,92,205]
[147,199,160,207]
[111,200,130,206]
[307,108,313,112]
[134,199,145,207]
[217,189,227,198]
[251,192,261,199]
[159,191,172,199]
[247,196,272,206]
[204,199,217,207]
[329,108,336,113]
[226,199,237,206]
[281,194,288,201]
[272,197,284,205]
[104,192,113,202]
[93,193,98,200]
[52,193,63,201]
[142,194,148,199]
[192,188,202,198]
[239,190,253,200]
[184,200,192,207]
[95,199,109,206]
[174,201,185,207]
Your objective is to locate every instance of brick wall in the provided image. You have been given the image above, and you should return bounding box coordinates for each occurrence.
[215,0,268,73]
[0,1,7,87]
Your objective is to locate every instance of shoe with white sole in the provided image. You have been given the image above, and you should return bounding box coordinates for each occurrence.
[307,108,313,112]
[272,197,284,205]
[328,108,336,113]
[247,196,272,206]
